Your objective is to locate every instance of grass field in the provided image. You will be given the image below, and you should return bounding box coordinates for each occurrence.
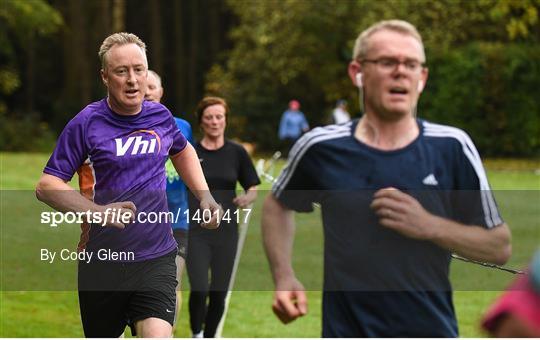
[0,152,539,337]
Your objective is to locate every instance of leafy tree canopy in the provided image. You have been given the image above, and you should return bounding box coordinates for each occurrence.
[208,0,539,150]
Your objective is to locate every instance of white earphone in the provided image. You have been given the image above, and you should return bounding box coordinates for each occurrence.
[417,80,424,93]
[355,73,363,88]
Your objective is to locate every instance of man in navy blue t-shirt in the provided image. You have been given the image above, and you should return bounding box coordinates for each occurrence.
[262,20,512,337]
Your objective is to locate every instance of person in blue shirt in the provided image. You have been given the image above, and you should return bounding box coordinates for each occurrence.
[278,99,309,156]
[262,20,512,337]
[145,69,194,326]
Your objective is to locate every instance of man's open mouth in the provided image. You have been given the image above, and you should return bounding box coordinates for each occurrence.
[389,87,408,95]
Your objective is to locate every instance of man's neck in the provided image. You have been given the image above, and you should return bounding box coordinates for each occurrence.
[107,97,141,116]
[354,113,419,151]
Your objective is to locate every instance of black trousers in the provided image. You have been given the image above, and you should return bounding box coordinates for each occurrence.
[186,227,238,337]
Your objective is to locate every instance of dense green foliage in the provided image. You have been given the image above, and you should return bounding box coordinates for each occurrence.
[0,112,56,152]
[0,0,233,152]
[422,43,540,156]
[208,0,540,155]
[1,0,539,155]
[0,0,63,109]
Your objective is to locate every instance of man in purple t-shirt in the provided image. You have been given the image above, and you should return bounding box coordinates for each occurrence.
[35,32,221,338]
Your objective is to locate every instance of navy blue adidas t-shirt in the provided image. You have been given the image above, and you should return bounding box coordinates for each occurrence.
[272,119,503,337]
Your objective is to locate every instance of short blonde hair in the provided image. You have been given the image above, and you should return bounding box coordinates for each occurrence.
[353,20,425,62]
[98,32,147,69]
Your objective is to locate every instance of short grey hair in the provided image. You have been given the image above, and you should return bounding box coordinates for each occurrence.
[147,70,162,88]
[353,20,425,62]
[98,32,147,69]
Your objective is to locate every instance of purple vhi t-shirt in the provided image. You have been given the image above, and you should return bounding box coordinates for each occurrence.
[44,99,187,261]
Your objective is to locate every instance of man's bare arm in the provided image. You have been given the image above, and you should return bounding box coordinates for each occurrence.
[170,144,210,200]
[429,219,510,265]
[262,195,307,324]
[36,173,135,228]
[371,188,511,265]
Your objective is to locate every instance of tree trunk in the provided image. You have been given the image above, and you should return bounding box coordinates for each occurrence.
[188,0,199,108]
[59,0,89,118]
[112,0,125,32]
[100,0,112,36]
[72,1,90,105]
[174,0,186,114]
[25,32,35,113]
[208,0,221,59]
[149,0,163,75]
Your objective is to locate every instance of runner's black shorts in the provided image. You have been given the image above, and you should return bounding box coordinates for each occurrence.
[173,229,188,259]
[78,249,177,337]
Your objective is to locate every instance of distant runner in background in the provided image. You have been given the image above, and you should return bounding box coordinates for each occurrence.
[278,99,309,157]
[332,99,351,124]
[145,69,194,328]
[187,96,260,338]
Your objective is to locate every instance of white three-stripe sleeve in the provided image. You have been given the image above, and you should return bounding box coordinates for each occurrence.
[272,124,352,198]
[423,122,503,228]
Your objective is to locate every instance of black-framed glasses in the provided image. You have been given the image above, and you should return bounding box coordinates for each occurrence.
[361,57,426,73]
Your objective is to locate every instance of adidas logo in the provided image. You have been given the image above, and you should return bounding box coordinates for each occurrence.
[422,174,439,186]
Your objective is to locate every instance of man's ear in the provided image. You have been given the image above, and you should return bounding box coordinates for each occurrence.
[419,67,429,93]
[348,60,362,87]
[100,69,108,86]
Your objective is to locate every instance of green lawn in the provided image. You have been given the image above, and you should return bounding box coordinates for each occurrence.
[0,152,539,337]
